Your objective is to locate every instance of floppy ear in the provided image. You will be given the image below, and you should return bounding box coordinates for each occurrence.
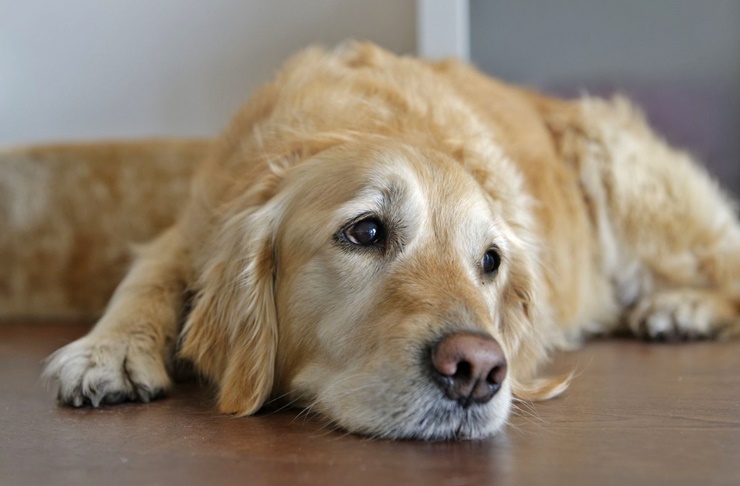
[179,197,280,416]
[492,90,594,401]
[499,235,572,401]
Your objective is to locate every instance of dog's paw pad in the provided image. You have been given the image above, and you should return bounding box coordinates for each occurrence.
[43,337,170,407]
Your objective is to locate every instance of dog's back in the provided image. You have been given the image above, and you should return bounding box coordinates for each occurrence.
[0,140,211,320]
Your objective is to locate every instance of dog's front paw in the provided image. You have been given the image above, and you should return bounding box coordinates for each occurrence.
[627,290,733,341]
[43,334,171,407]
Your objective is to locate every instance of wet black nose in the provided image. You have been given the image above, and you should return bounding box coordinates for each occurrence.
[431,332,508,407]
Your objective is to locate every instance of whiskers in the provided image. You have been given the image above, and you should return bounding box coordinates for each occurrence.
[289,372,376,438]
[264,368,514,440]
[261,390,302,415]
[509,395,548,431]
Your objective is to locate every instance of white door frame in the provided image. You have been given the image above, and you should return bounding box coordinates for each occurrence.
[416,0,470,60]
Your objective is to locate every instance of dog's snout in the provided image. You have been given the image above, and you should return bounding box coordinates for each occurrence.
[431,332,507,407]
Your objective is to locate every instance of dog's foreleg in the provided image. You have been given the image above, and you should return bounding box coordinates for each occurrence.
[43,226,191,406]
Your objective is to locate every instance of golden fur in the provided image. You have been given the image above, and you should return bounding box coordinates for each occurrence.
[0,140,210,319]
[20,43,740,439]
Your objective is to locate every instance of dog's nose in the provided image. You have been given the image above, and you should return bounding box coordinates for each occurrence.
[431,332,507,407]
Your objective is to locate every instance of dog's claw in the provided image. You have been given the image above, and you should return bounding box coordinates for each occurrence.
[72,394,84,408]
[89,392,103,408]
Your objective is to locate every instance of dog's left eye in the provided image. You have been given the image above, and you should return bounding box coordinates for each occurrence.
[482,248,501,275]
[344,217,385,246]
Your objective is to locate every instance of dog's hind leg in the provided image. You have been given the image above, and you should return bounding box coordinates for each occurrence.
[43,226,191,406]
[576,96,740,340]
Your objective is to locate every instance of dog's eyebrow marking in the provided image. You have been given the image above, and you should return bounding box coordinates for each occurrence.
[331,162,431,262]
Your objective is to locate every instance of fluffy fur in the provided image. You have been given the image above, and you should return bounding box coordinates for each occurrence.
[0,140,210,319]
[22,43,740,439]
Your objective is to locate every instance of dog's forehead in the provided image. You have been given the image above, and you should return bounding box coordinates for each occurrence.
[318,149,506,260]
[333,151,426,217]
[280,142,504,254]
[331,146,493,224]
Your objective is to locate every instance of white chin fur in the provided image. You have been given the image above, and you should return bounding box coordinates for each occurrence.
[302,371,512,441]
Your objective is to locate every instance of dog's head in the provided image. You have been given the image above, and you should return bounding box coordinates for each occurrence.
[180,141,567,439]
[180,44,569,440]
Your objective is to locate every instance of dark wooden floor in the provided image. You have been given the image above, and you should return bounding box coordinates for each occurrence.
[1,322,739,485]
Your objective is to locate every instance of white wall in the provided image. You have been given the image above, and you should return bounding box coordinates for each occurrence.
[470,0,740,87]
[0,0,416,145]
[416,0,469,61]
[468,0,740,191]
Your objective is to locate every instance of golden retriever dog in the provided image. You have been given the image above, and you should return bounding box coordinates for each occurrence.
[34,43,740,440]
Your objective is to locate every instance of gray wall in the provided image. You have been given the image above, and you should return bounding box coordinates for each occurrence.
[0,0,415,145]
[471,0,740,192]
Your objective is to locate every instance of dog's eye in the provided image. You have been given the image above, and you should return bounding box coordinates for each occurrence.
[482,249,501,275]
[344,217,384,246]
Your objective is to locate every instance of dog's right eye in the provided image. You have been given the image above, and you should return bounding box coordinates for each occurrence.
[344,217,385,246]
[482,248,501,275]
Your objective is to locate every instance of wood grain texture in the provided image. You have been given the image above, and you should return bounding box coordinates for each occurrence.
[1,322,738,485]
